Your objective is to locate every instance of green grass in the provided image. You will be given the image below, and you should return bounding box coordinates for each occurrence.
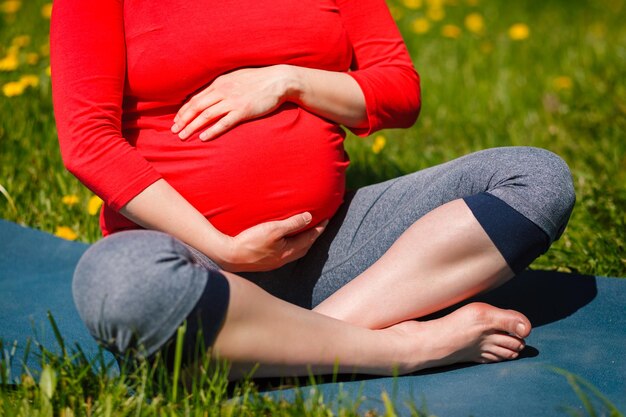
[1,0,624,276]
[1,320,623,417]
[1,0,625,415]
[1,318,424,417]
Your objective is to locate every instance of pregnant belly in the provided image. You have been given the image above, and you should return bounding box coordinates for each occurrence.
[132,105,349,236]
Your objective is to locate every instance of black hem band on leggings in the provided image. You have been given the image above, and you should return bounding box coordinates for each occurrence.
[151,268,230,371]
[464,192,550,274]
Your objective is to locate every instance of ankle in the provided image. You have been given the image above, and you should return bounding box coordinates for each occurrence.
[380,324,424,375]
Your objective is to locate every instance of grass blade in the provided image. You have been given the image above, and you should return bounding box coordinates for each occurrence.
[552,367,624,417]
[382,391,398,417]
[0,183,17,213]
[47,311,66,358]
[171,321,187,403]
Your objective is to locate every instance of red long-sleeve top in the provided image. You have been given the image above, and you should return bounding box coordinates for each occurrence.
[50,0,420,237]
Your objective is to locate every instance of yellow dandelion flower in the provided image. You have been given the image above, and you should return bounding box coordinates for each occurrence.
[465,13,484,34]
[402,0,422,9]
[0,0,21,14]
[88,195,103,216]
[372,135,386,154]
[508,23,530,41]
[40,43,50,56]
[411,17,431,34]
[11,34,29,48]
[41,3,52,18]
[0,54,19,71]
[2,81,25,97]
[553,76,573,91]
[46,65,51,76]
[19,74,39,87]
[55,226,78,241]
[442,24,461,39]
[426,6,445,21]
[62,194,80,206]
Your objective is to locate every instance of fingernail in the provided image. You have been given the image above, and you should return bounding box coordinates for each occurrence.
[302,213,312,223]
[199,132,207,140]
[171,123,179,133]
[516,323,526,336]
[178,130,187,140]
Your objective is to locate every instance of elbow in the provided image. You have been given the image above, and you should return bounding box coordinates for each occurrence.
[63,158,82,179]
[408,68,422,125]
[397,67,422,129]
[61,153,88,185]
[400,95,421,129]
[58,139,89,184]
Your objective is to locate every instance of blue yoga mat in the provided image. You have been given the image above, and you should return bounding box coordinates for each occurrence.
[1,219,624,416]
[0,219,115,376]
[265,271,626,416]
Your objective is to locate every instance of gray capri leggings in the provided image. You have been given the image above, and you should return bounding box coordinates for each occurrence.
[73,146,575,360]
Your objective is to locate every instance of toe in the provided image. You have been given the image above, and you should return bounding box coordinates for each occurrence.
[484,345,520,361]
[490,333,525,352]
[464,303,531,338]
[491,308,531,338]
[480,352,503,363]
[511,315,532,338]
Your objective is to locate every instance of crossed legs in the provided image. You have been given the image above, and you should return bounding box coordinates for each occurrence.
[243,146,574,371]
[73,147,576,378]
[213,196,533,378]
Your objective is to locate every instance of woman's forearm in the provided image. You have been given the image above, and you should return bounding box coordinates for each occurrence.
[119,179,230,265]
[119,179,325,273]
[281,65,368,129]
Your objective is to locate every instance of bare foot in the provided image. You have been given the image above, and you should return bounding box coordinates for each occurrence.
[386,302,532,373]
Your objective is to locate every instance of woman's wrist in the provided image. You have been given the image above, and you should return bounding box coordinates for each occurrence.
[273,64,367,128]
[196,228,236,269]
[277,64,305,105]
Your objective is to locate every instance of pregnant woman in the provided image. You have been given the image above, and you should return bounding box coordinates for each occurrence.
[50,0,575,378]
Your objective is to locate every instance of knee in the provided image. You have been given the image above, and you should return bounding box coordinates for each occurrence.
[488,147,576,241]
[525,147,576,232]
[72,230,207,357]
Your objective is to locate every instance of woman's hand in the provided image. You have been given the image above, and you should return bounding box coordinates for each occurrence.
[171,65,296,141]
[217,212,328,273]
[172,64,369,142]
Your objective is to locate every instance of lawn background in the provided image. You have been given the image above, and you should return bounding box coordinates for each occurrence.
[1,0,625,415]
[1,0,625,277]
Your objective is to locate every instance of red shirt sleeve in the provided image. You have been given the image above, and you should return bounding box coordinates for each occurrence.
[337,0,422,136]
[50,0,162,211]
